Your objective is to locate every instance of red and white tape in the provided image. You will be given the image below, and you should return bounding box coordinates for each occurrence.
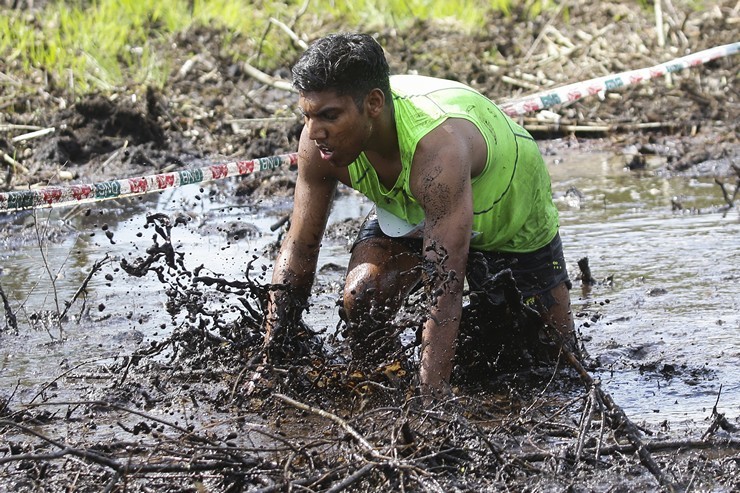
[0,153,298,212]
[499,42,738,116]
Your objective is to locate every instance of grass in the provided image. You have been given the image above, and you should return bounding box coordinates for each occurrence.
[0,0,560,99]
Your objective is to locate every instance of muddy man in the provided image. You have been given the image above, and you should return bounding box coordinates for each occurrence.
[263,32,576,398]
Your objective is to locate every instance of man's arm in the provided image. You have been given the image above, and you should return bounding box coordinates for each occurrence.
[264,128,338,350]
[410,118,486,395]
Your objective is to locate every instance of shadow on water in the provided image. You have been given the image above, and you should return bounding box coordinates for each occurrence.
[0,148,737,429]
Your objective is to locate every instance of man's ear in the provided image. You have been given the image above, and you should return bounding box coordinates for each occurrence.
[365,88,385,117]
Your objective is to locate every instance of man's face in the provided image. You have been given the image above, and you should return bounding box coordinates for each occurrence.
[298,90,373,168]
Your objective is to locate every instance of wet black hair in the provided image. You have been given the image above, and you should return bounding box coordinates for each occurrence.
[291,33,391,110]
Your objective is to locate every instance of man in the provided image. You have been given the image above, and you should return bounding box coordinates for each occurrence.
[264,33,575,397]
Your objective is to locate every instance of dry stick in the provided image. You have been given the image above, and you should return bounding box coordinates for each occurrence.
[325,463,376,493]
[59,254,112,321]
[26,358,118,406]
[575,386,597,462]
[714,177,736,208]
[0,420,122,470]
[522,0,571,63]
[32,209,63,338]
[528,393,588,434]
[99,140,128,173]
[273,393,390,461]
[10,127,55,143]
[242,62,295,93]
[269,17,308,50]
[23,399,295,455]
[251,469,348,493]
[1,149,30,174]
[517,437,740,463]
[0,419,261,474]
[546,329,679,491]
[0,124,43,132]
[655,0,673,87]
[0,281,18,332]
[521,121,681,134]
[595,437,740,456]
[702,385,739,440]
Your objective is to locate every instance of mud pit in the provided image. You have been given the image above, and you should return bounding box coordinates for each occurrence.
[2,1,740,491]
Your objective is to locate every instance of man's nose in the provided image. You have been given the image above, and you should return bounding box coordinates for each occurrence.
[306,119,327,141]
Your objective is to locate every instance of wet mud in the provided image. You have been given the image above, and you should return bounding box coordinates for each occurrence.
[1,1,739,491]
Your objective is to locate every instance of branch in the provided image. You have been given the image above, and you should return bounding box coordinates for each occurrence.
[273,393,389,460]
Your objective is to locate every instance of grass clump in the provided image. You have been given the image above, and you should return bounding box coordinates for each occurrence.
[0,0,541,99]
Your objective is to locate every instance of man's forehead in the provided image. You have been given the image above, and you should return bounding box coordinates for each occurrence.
[298,89,354,110]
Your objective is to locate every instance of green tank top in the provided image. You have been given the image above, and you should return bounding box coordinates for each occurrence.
[347,74,559,253]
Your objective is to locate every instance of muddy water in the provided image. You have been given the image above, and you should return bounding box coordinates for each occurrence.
[1,149,737,428]
[551,150,739,426]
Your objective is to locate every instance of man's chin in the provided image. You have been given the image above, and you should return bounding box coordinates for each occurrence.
[327,154,357,168]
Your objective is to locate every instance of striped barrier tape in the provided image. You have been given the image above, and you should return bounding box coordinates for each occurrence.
[1,41,737,213]
[499,42,739,116]
[0,153,298,212]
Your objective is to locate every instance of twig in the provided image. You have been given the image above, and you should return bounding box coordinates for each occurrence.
[32,209,63,338]
[521,121,682,134]
[0,281,18,332]
[0,124,44,132]
[242,61,296,93]
[702,385,739,440]
[522,0,571,63]
[501,75,541,91]
[10,127,55,143]
[1,149,30,174]
[269,17,308,50]
[543,327,679,491]
[574,388,594,461]
[655,0,673,87]
[325,463,376,493]
[0,379,20,415]
[26,358,117,406]
[59,254,112,321]
[714,177,736,208]
[274,393,389,460]
[99,140,128,173]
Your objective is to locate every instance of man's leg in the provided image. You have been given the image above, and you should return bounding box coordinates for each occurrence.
[343,236,421,363]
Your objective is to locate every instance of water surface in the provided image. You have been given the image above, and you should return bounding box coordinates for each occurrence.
[1,149,737,428]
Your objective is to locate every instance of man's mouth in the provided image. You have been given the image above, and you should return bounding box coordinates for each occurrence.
[316,143,334,160]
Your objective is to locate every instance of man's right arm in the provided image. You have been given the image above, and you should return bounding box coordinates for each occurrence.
[263,131,338,348]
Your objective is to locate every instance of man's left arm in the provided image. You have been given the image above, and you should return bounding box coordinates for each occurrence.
[410,119,483,396]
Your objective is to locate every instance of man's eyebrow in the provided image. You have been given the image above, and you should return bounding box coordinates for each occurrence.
[299,106,340,118]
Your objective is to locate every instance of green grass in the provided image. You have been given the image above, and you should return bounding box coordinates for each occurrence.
[0,0,557,99]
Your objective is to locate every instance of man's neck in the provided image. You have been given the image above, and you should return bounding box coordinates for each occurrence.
[366,102,398,160]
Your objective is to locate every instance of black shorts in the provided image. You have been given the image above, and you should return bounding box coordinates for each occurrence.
[352,212,571,307]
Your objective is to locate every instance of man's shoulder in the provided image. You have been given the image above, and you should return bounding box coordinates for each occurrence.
[390,74,470,96]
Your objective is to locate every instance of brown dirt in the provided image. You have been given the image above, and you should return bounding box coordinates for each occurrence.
[1,1,738,492]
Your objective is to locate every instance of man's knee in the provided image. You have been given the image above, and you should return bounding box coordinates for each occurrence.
[343,270,382,319]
